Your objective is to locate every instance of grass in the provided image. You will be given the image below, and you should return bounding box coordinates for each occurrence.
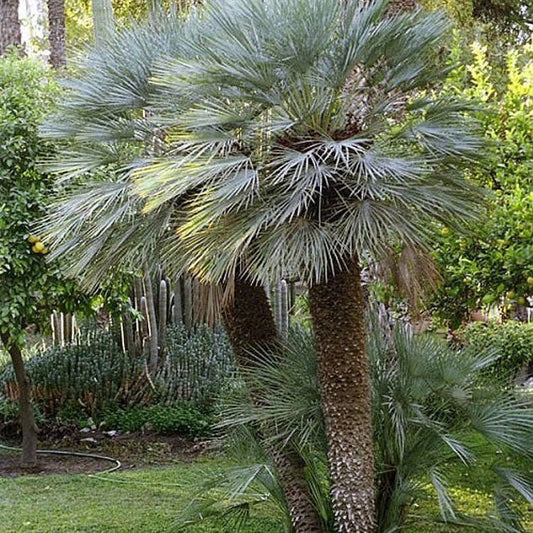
[1,451,531,533]
[0,456,281,533]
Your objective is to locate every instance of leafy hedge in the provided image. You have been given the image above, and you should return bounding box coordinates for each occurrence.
[458,320,533,381]
[102,404,213,436]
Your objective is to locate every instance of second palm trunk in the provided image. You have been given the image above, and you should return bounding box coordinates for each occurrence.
[222,272,324,533]
[310,257,376,533]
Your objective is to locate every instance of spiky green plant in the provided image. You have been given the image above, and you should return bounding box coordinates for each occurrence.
[177,321,532,533]
[367,316,533,532]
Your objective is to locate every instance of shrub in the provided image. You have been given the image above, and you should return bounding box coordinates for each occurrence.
[0,397,47,433]
[1,328,142,416]
[0,398,19,424]
[0,324,233,435]
[458,321,533,382]
[102,404,212,437]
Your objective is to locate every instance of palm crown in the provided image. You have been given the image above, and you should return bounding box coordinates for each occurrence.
[135,0,486,285]
[43,0,485,288]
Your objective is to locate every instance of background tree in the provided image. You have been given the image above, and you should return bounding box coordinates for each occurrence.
[431,39,533,327]
[422,0,533,36]
[47,0,67,68]
[0,0,22,54]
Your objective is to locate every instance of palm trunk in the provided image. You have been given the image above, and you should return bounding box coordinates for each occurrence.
[222,271,324,533]
[47,0,66,68]
[0,0,22,55]
[385,0,418,17]
[376,466,402,532]
[1,333,38,467]
[221,273,278,366]
[309,257,376,533]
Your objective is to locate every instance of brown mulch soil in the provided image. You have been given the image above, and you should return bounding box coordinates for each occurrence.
[0,449,115,478]
[0,428,211,478]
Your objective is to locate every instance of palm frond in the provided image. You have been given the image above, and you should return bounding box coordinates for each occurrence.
[172,463,286,533]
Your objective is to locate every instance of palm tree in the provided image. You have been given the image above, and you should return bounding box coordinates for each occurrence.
[129,1,486,530]
[41,9,322,532]
[43,1,486,530]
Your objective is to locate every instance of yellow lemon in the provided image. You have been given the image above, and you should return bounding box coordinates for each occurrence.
[440,227,450,236]
[28,236,41,244]
[32,242,45,253]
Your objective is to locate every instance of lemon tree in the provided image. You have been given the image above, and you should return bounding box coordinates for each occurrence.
[0,53,90,465]
[431,40,533,327]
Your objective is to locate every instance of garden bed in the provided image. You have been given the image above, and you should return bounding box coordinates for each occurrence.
[0,430,209,478]
[0,449,111,478]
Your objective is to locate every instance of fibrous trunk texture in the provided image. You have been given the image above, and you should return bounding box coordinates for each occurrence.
[385,0,418,16]
[221,273,279,367]
[1,333,38,466]
[309,258,376,533]
[0,0,22,55]
[271,447,325,533]
[47,0,66,68]
[359,0,417,13]
[222,271,324,533]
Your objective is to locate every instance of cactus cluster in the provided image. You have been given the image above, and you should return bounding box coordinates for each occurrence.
[50,271,298,361]
[122,269,212,370]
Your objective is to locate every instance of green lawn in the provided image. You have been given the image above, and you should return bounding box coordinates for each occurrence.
[1,457,281,533]
[2,453,531,533]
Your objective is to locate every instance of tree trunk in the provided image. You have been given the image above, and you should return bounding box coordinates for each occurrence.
[47,0,66,68]
[91,0,114,45]
[0,333,38,467]
[0,0,22,55]
[385,0,418,16]
[222,271,324,533]
[221,273,279,367]
[309,258,376,533]
[358,0,418,14]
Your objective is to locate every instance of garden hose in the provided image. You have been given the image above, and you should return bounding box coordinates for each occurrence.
[0,442,122,474]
